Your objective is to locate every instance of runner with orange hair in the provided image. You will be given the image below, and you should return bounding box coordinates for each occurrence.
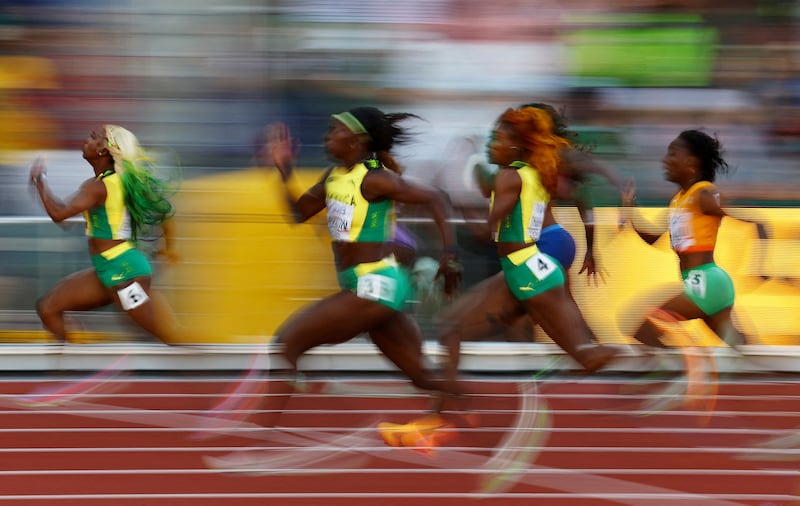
[379,106,620,448]
[436,106,620,394]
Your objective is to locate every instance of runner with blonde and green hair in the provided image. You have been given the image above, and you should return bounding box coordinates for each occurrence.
[29,124,184,347]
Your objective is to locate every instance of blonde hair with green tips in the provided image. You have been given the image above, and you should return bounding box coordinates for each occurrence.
[103,124,174,240]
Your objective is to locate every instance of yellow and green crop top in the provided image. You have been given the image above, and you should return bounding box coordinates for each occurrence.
[324,160,394,243]
[492,161,549,243]
[668,180,721,253]
[84,170,132,240]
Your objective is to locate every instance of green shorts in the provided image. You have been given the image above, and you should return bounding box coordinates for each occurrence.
[337,256,412,312]
[499,244,565,301]
[681,262,735,316]
[91,242,153,288]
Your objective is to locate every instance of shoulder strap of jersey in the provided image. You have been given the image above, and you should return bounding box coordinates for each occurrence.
[364,158,382,171]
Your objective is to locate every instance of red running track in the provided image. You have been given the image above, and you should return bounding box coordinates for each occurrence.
[0,373,798,506]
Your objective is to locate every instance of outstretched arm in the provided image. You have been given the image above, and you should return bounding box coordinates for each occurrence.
[363,171,462,296]
[620,178,667,245]
[155,219,180,264]
[700,191,769,240]
[561,147,624,191]
[265,123,326,223]
[560,147,624,281]
[573,195,603,281]
[29,156,105,223]
[473,160,496,199]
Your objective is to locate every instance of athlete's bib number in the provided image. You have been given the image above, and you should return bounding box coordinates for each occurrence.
[526,202,546,241]
[525,253,557,280]
[684,269,707,299]
[117,281,150,311]
[669,211,694,251]
[327,199,355,241]
[357,274,397,302]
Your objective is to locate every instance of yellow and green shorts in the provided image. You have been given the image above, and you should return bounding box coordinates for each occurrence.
[337,256,412,312]
[91,242,153,288]
[499,244,565,301]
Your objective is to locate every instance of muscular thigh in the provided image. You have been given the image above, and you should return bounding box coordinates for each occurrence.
[370,313,423,357]
[442,274,523,329]
[523,286,583,333]
[42,268,113,311]
[660,293,707,321]
[277,291,396,348]
[109,277,153,312]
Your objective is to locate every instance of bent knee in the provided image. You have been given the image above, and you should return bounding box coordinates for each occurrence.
[35,296,56,319]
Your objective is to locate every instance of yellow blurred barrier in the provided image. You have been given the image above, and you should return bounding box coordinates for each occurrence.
[167,168,800,346]
[163,168,336,343]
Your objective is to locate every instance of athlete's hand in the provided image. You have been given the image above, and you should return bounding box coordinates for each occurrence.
[266,122,297,180]
[29,156,48,188]
[621,177,637,207]
[619,177,637,230]
[436,253,462,297]
[578,252,607,286]
[155,247,181,264]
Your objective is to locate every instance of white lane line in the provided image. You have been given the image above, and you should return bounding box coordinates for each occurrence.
[1,406,798,418]
[0,426,786,435]
[0,468,796,476]
[0,382,791,506]
[0,445,794,456]
[0,492,794,502]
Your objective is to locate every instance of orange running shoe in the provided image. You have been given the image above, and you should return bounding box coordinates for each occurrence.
[378,415,459,456]
[377,421,407,447]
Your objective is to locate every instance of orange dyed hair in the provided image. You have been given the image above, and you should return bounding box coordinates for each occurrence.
[497,106,570,196]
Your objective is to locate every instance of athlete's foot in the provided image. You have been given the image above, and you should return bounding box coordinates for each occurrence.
[400,424,457,456]
[573,344,620,373]
[377,415,452,450]
[432,384,468,412]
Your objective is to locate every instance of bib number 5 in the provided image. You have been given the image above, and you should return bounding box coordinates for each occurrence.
[683,270,707,299]
[117,281,150,311]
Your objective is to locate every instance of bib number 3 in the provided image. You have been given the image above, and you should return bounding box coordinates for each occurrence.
[357,274,397,302]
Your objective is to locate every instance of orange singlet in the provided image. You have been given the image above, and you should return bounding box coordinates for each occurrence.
[668,181,721,254]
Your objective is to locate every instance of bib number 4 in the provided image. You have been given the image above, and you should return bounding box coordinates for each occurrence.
[525,253,557,280]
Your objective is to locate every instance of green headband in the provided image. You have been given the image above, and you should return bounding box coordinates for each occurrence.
[332,112,368,135]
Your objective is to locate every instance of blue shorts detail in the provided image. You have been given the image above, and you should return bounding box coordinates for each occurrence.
[537,224,576,270]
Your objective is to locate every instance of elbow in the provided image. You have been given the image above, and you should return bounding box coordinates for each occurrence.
[291,210,310,224]
[49,212,68,223]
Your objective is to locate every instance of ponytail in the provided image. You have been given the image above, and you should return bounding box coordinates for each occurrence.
[104,124,174,240]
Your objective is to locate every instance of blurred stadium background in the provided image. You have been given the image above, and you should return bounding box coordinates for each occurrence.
[1,0,798,347]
